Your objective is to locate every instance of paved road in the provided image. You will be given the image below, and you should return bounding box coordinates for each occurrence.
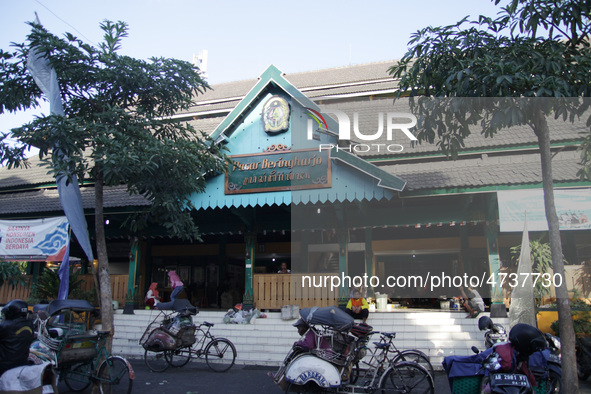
[55,358,591,394]
[56,358,451,394]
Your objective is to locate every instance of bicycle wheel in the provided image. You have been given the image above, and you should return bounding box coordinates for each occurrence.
[547,370,561,394]
[379,361,434,394]
[165,346,192,367]
[98,356,133,394]
[144,349,170,372]
[63,362,93,392]
[205,338,237,372]
[391,350,434,377]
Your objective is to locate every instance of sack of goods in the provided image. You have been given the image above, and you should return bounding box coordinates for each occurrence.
[143,328,177,352]
[178,326,197,347]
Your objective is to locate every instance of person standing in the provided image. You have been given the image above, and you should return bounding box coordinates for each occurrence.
[168,270,184,301]
[277,262,291,274]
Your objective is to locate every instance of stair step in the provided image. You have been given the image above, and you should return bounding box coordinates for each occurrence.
[112,309,509,369]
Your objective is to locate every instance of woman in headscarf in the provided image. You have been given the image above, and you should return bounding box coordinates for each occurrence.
[168,270,184,301]
[144,282,160,309]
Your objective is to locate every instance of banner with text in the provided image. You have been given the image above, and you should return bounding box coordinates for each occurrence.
[498,189,591,232]
[0,217,69,260]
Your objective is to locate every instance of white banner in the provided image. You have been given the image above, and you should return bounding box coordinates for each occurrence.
[498,189,591,232]
[0,217,69,259]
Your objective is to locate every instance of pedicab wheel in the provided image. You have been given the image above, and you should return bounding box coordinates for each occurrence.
[380,361,434,394]
[165,346,191,367]
[284,381,323,393]
[391,350,435,378]
[63,362,93,392]
[144,349,170,372]
[204,338,237,372]
[98,356,133,394]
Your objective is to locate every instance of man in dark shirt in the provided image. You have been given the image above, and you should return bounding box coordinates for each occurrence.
[0,299,34,376]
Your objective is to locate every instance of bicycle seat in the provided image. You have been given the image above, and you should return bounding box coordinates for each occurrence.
[381,332,396,339]
[96,330,111,337]
[203,321,214,327]
[373,342,389,350]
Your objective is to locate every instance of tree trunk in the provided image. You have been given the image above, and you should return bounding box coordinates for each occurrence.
[533,106,579,393]
[94,170,114,351]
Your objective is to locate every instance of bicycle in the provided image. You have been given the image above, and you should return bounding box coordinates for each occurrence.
[274,306,434,393]
[350,331,434,384]
[141,302,237,373]
[31,299,134,394]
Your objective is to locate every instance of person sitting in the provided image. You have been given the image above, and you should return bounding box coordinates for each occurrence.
[292,318,330,352]
[459,285,485,318]
[345,289,369,324]
[277,262,291,274]
[168,270,184,301]
[0,300,35,376]
[144,282,161,309]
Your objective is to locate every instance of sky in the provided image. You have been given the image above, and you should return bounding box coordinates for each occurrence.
[0,0,504,136]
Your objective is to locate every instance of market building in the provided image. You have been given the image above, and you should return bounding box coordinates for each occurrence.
[1,60,590,311]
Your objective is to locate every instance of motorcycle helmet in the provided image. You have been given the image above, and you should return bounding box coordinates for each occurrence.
[509,323,546,357]
[2,299,29,320]
[478,315,494,331]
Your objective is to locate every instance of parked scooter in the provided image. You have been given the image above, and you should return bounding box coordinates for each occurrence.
[577,334,591,381]
[472,316,561,394]
[445,321,552,393]
[471,315,508,354]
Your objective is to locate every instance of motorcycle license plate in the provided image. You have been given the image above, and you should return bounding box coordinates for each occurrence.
[548,353,560,363]
[491,373,529,387]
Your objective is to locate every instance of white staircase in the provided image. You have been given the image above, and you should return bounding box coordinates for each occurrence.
[111,309,509,370]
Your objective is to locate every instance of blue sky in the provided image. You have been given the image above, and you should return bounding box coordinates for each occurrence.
[1,0,503,134]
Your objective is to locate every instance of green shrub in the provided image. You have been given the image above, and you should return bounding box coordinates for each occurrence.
[0,260,27,288]
[29,267,84,303]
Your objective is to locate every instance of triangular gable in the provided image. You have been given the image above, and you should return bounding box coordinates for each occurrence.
[190,65,406,210]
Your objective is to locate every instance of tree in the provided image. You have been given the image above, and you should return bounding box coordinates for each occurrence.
[0,21,227,347]
[389,1,591,392]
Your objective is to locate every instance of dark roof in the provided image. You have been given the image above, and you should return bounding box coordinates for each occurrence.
[387,150,581,192]
[178,61,399,116]
[0,60,587,215]
[0,184,150,215]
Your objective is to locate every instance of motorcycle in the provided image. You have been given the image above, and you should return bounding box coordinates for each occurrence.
[576,334,591,381]
[472,316,561,394]
[445,321,551,393]
[0,361,58,394]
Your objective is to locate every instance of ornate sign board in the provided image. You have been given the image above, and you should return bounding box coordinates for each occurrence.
[225,148,331,194]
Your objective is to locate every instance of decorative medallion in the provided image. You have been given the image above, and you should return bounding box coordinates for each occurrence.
[262,95,290,135]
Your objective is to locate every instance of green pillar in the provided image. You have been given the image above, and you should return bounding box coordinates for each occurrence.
[365,228,374,297]
[124,237,140,314]
[242,234,256,308]
[338,229,349,307]
[126,237,140,297]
